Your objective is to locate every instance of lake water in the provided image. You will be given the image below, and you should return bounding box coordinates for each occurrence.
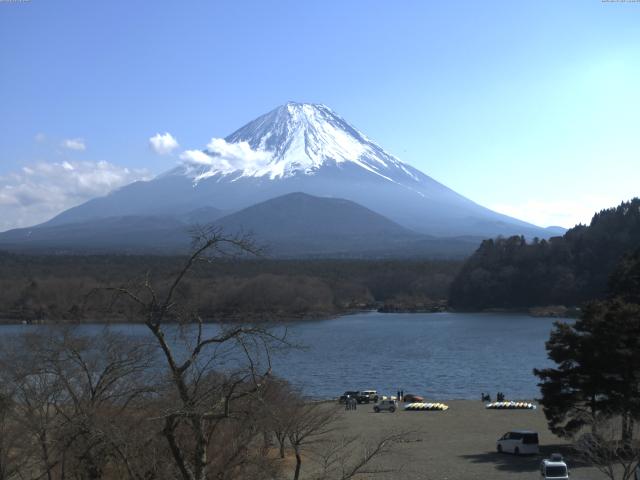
[275,311,558,400]
[0,312,561,400]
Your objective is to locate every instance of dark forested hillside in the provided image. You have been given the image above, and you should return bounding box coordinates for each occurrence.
[610,246,640,304]
[449,198,640,310]
[0,253,461,323]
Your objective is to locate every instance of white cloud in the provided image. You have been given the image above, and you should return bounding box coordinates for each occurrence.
[179,138,272,177]
[489,194,630,229]
[180,149,215,166]
[61,138,86,151]
[0,160,150,232]
[34,133,46,143]
[149,132,179,155]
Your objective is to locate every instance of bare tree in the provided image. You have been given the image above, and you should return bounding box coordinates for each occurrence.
[42,330,158,480]
[0,328,161,480]
[309,431,406,480]
[259,378,299,459]
[286,402,341,480]
[107,228,287,480]
[274,396,406,480]
[574,415,640,480]
[0,388,23,480]
[0,334,65,480]
[258,378,407,480]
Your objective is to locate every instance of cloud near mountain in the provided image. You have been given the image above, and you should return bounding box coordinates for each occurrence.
[0,160,150,231]
[149,132,179,155]
[180,138,272,178]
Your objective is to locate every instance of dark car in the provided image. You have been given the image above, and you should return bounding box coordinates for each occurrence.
[402,394,425,403]
[339,391,360,403]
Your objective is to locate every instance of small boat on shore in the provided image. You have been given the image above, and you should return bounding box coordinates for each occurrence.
[404,402,449,411]
[485,401,536,410]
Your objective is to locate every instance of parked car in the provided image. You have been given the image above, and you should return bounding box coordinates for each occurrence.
[339,391,360,403]
[496,430,540,455]
[358,390,379,403]
[402,393,425,403]
[374,399,397,413]
[540,453,569,479]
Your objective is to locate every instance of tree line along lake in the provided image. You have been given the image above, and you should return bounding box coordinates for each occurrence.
[0,312,559,400]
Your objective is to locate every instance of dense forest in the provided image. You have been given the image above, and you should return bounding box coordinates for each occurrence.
[0,253,461,323]
[449,198,640,310]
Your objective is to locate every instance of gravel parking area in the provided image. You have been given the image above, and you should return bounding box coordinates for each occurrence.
[323,399,604,480]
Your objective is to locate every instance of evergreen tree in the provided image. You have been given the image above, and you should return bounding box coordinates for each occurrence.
[535,300,640,442]
[610,248,640,304]
[451,198,640,309]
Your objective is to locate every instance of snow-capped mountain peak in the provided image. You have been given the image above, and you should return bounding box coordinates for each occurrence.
[26,102,554,241]
[181,102,420,184]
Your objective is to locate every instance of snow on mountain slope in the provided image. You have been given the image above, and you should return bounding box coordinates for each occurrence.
[178,102,423,186]
[223,103,419,183]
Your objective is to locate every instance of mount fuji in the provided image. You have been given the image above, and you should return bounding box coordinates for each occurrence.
[0,102,561,256]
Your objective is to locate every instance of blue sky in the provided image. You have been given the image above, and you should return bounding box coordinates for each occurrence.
[1,0,639,230]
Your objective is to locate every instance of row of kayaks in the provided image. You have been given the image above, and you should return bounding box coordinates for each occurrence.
[401,401,536,411]
[404,402,449,411]
[486,401,536,409]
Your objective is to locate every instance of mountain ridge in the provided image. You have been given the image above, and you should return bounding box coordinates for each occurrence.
[8,102,564,246]
[0,192,481,258]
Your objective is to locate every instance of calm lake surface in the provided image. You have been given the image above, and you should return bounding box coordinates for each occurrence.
[0,312,561,400]
[276,312,558,400]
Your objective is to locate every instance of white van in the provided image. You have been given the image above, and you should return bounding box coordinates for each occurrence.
[540,454,569,479]
[496,430,540,455]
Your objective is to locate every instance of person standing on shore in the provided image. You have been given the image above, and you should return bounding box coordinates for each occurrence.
[397,390,401,402]
[400,390,404,402]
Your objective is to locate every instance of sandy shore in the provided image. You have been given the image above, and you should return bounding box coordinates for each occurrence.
[304,400,604,480]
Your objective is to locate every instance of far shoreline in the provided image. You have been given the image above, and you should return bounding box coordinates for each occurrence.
[0,306,578,326]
